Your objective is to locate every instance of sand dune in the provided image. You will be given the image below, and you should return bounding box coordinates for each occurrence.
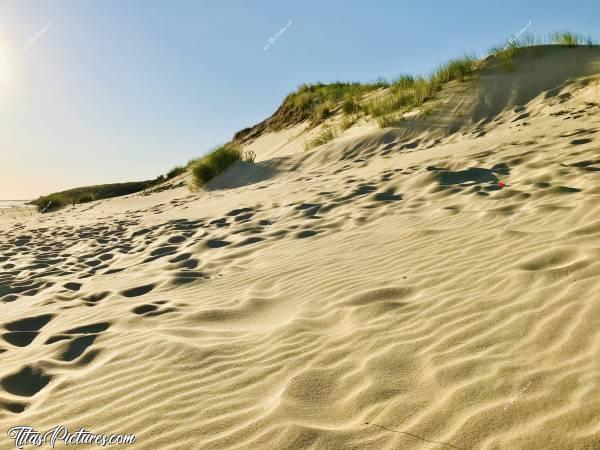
[1,48,599,449]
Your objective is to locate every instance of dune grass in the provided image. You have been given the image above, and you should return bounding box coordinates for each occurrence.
[551,31,587,47]
[191,142,255,185]
[489,31,597,71]
[166,165,187,179]
[488,33,544,71]
[341,93,361,115]
[339,31,596,129]
[304,126,337,151]
[32,179,162,212]
[351,31,597,128]
[374,114,404,129]
[364,54,478,127]
[339,113,359,130]
[32,194,67,212]
[255,82,387,133]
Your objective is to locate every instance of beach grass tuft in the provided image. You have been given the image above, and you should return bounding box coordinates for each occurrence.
[191,142,255,185]
[551,31,584,47]
[363,54,477,128]
[166,165,187,179]
[304,126,337,151]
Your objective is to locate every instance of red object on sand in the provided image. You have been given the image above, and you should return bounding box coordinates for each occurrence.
[498,182,505,187]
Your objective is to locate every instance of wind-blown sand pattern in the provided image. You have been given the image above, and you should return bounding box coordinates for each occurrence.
[0,48,599,449]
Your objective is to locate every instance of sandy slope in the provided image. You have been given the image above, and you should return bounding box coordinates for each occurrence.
[0,48,599,449]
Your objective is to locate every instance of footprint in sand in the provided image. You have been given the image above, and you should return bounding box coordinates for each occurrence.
[45,322,111,364]
[1,314,54,348]
[131,301,177,317]
[1,366,52,397]
[121,283,156,298]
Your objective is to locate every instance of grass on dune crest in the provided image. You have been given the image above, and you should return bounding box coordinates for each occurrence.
[270,82,387,130]
[489,31,597,71]
[370,31,597,127]
[364,54,478,127]
[550,31,594,47]
[191,142,256,186]
[233,82,387,141]
[234,29,598,136]
[166,165,187,180]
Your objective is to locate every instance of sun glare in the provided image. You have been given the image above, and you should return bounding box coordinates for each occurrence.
[0,47,13,85]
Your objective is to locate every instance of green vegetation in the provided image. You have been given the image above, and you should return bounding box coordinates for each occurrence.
[341,93,361,115]
[418,101,439,118]
[367,32,598,127]
[33,194,67,212]
[364,54,478,127]
[551,31,586,47]
[489,42,518,71]
[489,31,597,71]
[191,142,255,185]
[304,126,337,151]
[488,33,542,71]
[375,114,404,129]
[339,113,359,130]
[235,82,387,141]
[166,165,186,179]
[32,179,162,212]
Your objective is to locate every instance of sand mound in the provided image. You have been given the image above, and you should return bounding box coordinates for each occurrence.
[0,47,599,449]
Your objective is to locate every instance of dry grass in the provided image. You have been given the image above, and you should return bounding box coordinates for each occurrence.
[339,114,359,130]
[304,126,337,151]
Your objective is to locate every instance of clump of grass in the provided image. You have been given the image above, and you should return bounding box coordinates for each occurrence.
[489,41,520,71]
[341,93,361,115]
[32,194,67,212]
[363,54,477,128]
[489,31,597,72]
[235,81,387,140]
[364,75,416,117]
[418,101,439,118]
[191,142,254,185]
[166,165,186,179]
[244,150,256,163]
[551,31,584,47]
[304,126,337,151]
[311,99,336,126]
[375,114,404,129]
[340,114,358,130]
[77,193,95,204]
[488,34,541,71]
[432,53,478,84]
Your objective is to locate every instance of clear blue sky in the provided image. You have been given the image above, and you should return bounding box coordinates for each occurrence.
[1,0,598,198]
